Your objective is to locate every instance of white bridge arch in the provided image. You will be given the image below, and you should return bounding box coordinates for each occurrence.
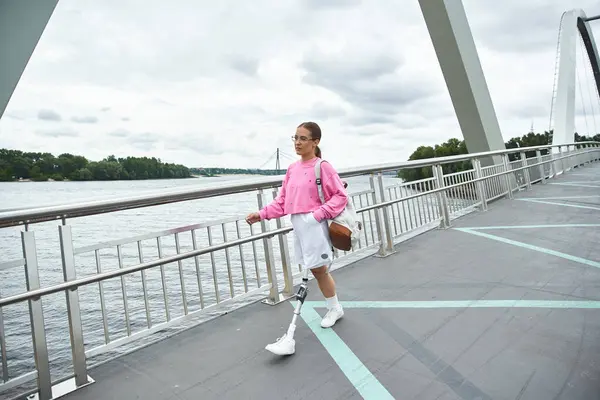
[552,9,600,148]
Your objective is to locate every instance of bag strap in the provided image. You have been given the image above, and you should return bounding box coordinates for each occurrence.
[314,159,325,204]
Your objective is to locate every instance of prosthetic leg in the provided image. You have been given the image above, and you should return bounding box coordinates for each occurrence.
[265,268,310,355]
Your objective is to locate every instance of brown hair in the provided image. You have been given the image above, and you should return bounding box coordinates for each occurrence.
[297,121,322,158]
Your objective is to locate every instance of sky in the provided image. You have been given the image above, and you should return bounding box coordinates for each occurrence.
[1,0,600,170]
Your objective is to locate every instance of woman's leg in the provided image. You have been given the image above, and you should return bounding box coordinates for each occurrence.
[311,265,344,328]
[310,265,336,298]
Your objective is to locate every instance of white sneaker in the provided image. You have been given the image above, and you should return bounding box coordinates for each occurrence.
[321,306,344,328]
[265,333,295,355]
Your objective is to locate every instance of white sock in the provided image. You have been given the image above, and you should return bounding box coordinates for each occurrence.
[326,294,340,310]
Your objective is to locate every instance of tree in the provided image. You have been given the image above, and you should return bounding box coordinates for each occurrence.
[398,130,591,182]
[0,149,192,182]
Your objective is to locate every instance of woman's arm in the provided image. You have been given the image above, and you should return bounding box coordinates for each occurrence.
[312,162,348,222]
[258,169,289,221]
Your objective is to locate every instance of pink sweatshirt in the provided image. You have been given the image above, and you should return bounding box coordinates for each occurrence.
[259,157,348,222]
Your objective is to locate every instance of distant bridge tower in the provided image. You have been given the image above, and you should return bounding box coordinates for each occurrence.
[550,9,600,150]
[275,148,280,173]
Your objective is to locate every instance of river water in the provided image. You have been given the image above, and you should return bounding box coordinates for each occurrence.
[0,173,404,393]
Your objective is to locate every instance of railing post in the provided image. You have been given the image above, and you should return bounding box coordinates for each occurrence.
[472,158,487,211]
[558,145,565,175]
[520,152,531,190]
[271,188,294,298]
[22,230,52,400]
[433,164,451,228]
[59,224,91,389]
[257,189,283,305]
[369,175,387,256]
[376,173,394,256]
[535,150,546,184]
[0,288,7,384]
[502,154,514,199]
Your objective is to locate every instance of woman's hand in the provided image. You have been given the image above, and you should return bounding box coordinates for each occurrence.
[245,212,261,225]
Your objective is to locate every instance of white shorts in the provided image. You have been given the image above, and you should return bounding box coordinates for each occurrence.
[290,212,333,270]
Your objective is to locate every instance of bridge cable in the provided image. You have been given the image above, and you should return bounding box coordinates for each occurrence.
[256,150,277,170]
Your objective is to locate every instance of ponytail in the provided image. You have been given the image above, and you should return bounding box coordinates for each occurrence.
[315,145,321,159]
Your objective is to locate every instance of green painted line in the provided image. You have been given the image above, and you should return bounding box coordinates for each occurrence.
[297,297,600,398]
[517,195,600,200]
[455,228,600,269]
[298,305,394,400]
[550,181,600,184]
[303,300,600,309]
[516,198,600,211]
[549,182,600,188]
[457,224,600,230]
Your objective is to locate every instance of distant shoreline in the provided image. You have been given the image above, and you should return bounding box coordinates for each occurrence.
[5,173,273,183]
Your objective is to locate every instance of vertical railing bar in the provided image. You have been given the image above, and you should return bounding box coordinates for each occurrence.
[416,182,425,223]
[272,188,293,298]
[0,289,8,383]
[249,224,262,286]
[221,223,235,299]
[394,186,404,233]
[207,226,221,303]
[116,244,131,336]
[471,171,478,204]
[446,176,453,213]
[413,183,424,227]
[235,221,249,293]
[358,195,369,245]
[156,237,170,322]
[366,194,376,242]
[387,188,399,236]
[377,173,394,254]
[190,229,205,308]
[398,186,407,231]
[458,174,463,209]
[137,241,152,328]
[452,175,458,211]
[433,164,451,228]
[351,196,363,249]
[257,189,281,304]
[463,173,471,206]
[22,230,52,400]
[462,173,469,207]
[404,186,415,231]
[423,181,432,221]
[174,232,188,315]
[369,175,384,250]
[395,186,406,232]
[95,250,110,344]
[422,181,433,223]
[59,224,89,387]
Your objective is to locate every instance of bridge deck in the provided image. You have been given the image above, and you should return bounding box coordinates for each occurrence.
[62,166,600,400]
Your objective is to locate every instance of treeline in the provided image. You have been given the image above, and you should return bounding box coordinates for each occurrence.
[0,149,191,182]
[190,167,284,176]
[398,131,599,182]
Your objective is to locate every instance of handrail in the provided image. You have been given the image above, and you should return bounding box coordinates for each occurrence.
[0,141,596,228]
[0,225,292,308]
[0,144,594,308]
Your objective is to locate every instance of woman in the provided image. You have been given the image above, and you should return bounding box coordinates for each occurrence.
[246,121,348,355]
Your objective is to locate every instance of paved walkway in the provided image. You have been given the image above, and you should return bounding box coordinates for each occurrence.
[63,165,600,400]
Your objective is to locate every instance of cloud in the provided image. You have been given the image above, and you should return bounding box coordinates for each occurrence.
[71,115,98,123]
[1,0,600,170]
[37,109,62,121]
[35,127,78,138]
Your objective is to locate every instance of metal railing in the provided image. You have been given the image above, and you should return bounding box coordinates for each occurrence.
[0,141,598,399]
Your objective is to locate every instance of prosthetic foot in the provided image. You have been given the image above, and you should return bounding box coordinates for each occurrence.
[265,269,310,356]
